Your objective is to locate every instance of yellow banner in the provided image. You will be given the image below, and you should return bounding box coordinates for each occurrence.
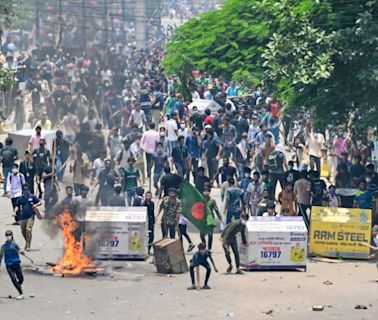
[309,206,372,259]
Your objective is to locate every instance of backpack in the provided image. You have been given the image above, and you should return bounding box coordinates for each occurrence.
[1,148,14,167]
[268,151,280,170]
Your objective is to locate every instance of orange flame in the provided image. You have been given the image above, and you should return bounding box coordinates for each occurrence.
[49,212,95,275]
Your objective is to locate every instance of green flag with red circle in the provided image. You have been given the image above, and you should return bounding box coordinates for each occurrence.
[178,180,216,234]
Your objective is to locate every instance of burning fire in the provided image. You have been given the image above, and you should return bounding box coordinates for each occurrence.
[49,212,96,275]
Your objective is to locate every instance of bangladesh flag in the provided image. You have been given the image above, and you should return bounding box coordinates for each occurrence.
[178,180,216,234]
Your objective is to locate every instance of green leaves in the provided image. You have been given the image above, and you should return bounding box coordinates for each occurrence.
[163,0,378,132]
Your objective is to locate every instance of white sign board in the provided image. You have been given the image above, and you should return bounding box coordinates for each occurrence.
[85,207,148,260]
[239,217,307,270]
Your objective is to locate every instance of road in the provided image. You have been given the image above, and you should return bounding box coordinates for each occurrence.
[0,185,377,320]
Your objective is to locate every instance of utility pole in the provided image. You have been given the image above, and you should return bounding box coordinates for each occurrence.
[59,0,62,20]
[104,0,108,48]
[135,0,146,49]
[35,0,40,44]
[122,0,126,33]
[82,0,86,48]
[111,13,115,45]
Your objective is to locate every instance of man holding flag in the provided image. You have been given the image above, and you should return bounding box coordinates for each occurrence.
[178,180,217,236]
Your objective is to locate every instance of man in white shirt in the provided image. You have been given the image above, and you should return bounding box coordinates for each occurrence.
[91,152,106,184]
[166,112,179,149]
[128,103,146,130]
[141,123,159,179]
[6,164,26,225]
[307,128,325,172]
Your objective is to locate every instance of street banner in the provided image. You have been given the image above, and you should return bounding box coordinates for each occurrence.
[239,217,307,271]
[309,206,372,259]
[85,206,148,260]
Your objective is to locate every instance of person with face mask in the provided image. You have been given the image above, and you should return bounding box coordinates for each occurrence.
[285,161,300,185]
[0,230,25,300]
[155,127,171,156]
[247,171,265,216]
[221,213,249,274]
[178,121,189,140]
[6,164,26,224]
[13,184,42,251]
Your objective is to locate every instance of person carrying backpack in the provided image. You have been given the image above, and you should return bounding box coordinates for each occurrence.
[6,164,26,225]
[1,137,18,195]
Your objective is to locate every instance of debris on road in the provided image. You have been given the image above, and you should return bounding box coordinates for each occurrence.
[354,305,368,310]
[310,257,343,264]
[224,312,234,317]
[263,309,274,315]
[29,293,35,298]
[312,305,324,311]
[323,281,333,285]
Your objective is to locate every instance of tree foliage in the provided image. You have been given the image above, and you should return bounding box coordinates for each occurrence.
[163,0,378,130]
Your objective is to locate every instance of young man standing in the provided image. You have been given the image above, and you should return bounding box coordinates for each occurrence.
[247,171,265,216]
[1,137,18,194]
[0,230,25,300]
[13,184,42,251]
[141,123,159,180]
[156,188,182,239]
[122,158,142,206]
[19,151,36,194]
[142,191,155,254]
[72,185,92,240]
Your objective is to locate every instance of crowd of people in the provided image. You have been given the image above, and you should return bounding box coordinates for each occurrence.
[0,1,378,298]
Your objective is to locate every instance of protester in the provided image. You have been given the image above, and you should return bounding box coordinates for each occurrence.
[188,243,218,290]
[156,188,182,239]
[223,178,244,224]
[142,191,155,254]
[0,230,25,300]
[13,184,42,251]
[6,164,26,224]
[2,137,18,194]
[200,188,223,250]
[221,213,248,274]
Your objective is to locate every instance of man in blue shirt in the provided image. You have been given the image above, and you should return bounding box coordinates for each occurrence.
[223,177,244,224]
[13,184,42,251]
[185,127,201,179]
[0,230,25,299]
[188,243,218,290]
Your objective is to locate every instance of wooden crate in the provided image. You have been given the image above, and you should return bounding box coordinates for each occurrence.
[153,238,188,274]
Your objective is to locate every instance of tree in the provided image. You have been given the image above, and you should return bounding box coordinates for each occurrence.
[163,0,378,133]
[0,0,17,45]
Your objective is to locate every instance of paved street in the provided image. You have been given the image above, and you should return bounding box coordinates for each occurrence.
[1,189,377,320]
